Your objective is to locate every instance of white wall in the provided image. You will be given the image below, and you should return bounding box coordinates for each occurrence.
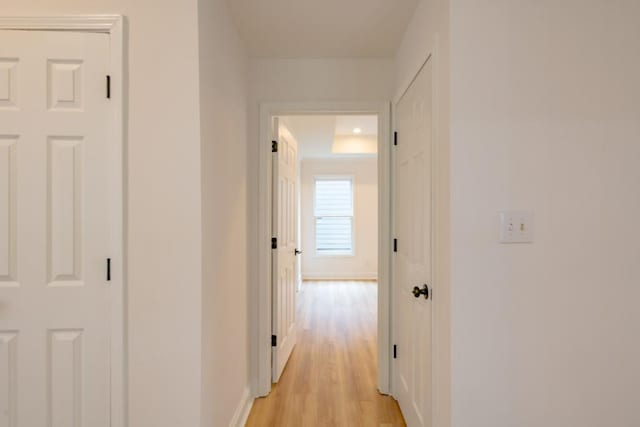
[197,0,250,425]
[249,58,395,105]
[450,1,640,426]
[247,58,395,393]
[300,158,378,279]
[395,0,452,426]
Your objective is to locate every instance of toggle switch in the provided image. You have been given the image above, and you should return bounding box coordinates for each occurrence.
[499,211,533,243]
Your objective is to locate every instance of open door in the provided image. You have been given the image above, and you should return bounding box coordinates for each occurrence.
[392,58,434,426]
[271,118,298,382]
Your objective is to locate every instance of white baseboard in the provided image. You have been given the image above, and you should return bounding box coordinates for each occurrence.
[229,386,254,427]
[303,272,377,281]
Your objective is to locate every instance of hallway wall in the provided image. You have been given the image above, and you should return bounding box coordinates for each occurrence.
[450,1,640,426]
[198,0,250,425]
[300,158,378,280]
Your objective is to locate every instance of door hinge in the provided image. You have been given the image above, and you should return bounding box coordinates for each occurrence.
[271,237,277,249]
[393,238,398,253]
[272,140,278,153]
[106,258,111,282]
[393,344,397,359]
[393,131,398,146]
[106,75,111,99]
[271,335,277,347]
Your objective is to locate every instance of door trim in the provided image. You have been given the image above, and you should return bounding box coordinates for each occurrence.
[0,15,126,427]
[254,102,392,397]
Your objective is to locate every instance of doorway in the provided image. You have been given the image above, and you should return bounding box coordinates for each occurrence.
[251,105,397,424]
[253,103,392,399]
[272,114,380,383]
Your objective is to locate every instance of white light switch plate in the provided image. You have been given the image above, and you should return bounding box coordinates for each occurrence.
[499,211,533,243]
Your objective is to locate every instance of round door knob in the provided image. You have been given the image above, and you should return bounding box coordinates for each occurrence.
[412,284,430,299]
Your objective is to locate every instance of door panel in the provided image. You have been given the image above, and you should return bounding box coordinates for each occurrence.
[393,58,434,427]
[0,30,111,427]
[272,120,298,382]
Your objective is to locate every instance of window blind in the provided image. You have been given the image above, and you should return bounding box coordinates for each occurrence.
[314,178,353,255]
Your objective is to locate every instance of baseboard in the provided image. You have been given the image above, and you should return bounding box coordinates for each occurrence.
[229,386,254,427]
[303,272,378,281]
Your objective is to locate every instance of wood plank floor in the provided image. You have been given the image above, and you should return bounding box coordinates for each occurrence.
[246,280,406,427]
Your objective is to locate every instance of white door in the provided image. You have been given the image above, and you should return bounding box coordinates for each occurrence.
[0,30,112,427]
[272,119,298,382]
[393,58,434,427]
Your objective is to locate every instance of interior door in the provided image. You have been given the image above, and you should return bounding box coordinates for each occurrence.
[393,58,434,427]
[272,119,298,382]
[0,30,112,427]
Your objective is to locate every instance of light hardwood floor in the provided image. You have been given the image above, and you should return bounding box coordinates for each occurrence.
[246,280,406,427]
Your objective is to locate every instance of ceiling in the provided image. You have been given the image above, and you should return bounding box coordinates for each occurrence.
[282,115,378,159]
[227,0,420,58]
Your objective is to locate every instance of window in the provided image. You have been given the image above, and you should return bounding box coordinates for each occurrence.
[314,177,354,255]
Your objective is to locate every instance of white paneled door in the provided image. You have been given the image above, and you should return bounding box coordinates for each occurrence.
[0,30,112,427]
[272,119,298,382]
[393,58,434,427]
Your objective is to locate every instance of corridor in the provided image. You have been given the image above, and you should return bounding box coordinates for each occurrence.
[246,281,405,426]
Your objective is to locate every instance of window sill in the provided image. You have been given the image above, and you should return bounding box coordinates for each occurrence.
[312,252,355,258]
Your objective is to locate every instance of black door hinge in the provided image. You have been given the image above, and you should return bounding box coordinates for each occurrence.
[271,237,277,249]
[271,335,277,347]
[272,140,278,153]
[393,238,398,253]
[106,258,111,281]
[106,75,111,99]
[393,344,397,359]
[393,131,398,146]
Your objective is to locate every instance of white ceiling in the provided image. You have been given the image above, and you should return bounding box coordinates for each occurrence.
[282,115,378,159]
[227,0,420,58]
[335,115,378,135]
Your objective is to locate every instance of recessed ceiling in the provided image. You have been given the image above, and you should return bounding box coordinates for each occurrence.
[335,115,378,136]
[282,115,378,159]
[227,0,420,58]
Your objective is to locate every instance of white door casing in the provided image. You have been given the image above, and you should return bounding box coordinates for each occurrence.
[255,102,391,397]
[0,26,121,427]
[296,161,302,292]
[392,57,434,427]
[271,119,298,382]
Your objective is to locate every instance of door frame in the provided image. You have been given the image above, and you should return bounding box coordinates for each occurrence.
[391,38,441,426]
[0,15,126,427]
[254,102,392,396]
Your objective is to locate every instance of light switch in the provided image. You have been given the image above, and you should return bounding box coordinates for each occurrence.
[499,211,533,243]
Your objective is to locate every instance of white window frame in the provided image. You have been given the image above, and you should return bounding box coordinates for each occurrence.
[313,175,356,257]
